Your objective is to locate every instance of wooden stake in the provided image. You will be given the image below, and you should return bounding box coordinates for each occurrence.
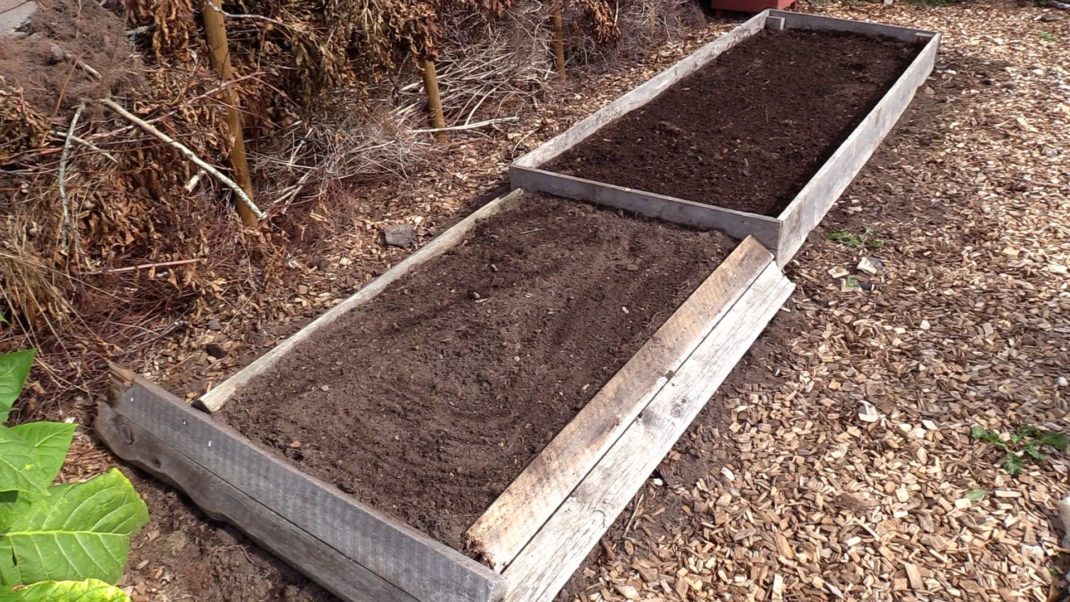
[552,7,566,78]
[421,58,446,141]
[201,0,259,227]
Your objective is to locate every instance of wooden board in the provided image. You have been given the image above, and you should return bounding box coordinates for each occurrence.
[198,189,524,412]
[510,10,940,265]
[775,26,940,262]
[510,167,781,253]
[502,262,795,602]
[99,369,506,602]
[96,402,420,602]
[467,236,774,571]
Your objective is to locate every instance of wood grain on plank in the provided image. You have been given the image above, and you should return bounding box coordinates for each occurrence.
[772,9,938,42]
[776,34,939,263]
[511,167,781,251]
[96,403,419,602]
[502,263,795,601]
[511,10,768,170]
[467,236,773,571]
[107,373,506,602]
[198,189,524,412]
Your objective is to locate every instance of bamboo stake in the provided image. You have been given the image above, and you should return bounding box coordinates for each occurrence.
[97,98,265,220]
[552,7,566,78]
[201,0,259,226]
[421,58,447,141]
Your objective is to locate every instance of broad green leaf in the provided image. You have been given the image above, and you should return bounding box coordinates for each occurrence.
[0,429,47,496]
[1035,430,1068,451]
[1022,443,1045,461]
[0,578,130,602]
[1002,453,1026,476]
[0,469,149,585]
[0,350,35,423]
[9,422,76,487]
[0,492,29,531]
[964,489,986,501]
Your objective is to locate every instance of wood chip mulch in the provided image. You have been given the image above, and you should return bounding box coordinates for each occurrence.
[564,3,1070,601]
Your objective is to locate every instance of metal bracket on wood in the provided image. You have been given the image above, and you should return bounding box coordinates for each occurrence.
[765,16,786,31]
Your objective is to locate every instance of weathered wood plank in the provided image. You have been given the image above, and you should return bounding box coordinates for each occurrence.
[107,373,506,602]
[511,10,768,169]
[466,237,773,571]
[96,402,420,602]
[511,167,781,251]
[775,33,939,263]
[772,9,938,42]
[502,263,795,602]
[198,189,524,412]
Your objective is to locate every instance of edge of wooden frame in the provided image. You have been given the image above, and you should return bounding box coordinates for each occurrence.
[769,9,939,41]
[502,260,796,602]
[510,166,782,252]
[775,28,940,263]
[511,9,769,169]
[198,188,525,412]
[96,402,420,602]
[466,236,774,570]
[99,367,506,602]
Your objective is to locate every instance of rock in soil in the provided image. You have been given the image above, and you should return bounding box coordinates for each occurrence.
[383,223,415,248]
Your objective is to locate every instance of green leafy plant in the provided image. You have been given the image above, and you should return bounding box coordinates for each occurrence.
[828,227,884,249]
[970,424,1069,476]
[0,348,148,601]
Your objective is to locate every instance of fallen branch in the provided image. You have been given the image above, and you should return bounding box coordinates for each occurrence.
[97,97,265,220]
[91,258,204,275]
[58,103,85,251]
[409,116,519,134]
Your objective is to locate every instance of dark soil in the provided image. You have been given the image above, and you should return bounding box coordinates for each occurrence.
[547,29,922,217]
[0,0,141,113]
[221,193,733,550]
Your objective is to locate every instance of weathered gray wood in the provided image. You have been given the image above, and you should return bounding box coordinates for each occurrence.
[502,262,795,602]
[466,237,773,571]
[96,402,419,602]
[198,189,524,412]
[771,9,937,42]
[511,167,781,251]
[775,32,939,263]
[511,10,768,169]
[106,371,506,602]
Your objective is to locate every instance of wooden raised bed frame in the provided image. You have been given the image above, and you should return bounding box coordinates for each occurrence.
[510,9,941,264]
[98,189,794,601]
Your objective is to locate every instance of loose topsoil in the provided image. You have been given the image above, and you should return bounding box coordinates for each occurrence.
[546,29,922,217]
[221,193,733,550]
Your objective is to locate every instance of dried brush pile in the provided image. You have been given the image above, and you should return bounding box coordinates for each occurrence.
[0,0,705,415]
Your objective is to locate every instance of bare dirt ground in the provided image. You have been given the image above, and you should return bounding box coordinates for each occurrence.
[52,2,1070,600]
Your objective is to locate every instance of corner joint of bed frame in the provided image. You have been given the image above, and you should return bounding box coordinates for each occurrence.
[107,361,136,406]
[765,16,786,31]
[914,32,936,44]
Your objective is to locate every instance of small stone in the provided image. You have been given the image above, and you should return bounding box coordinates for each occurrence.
[48,43,66,64]
[857,256,883,275]
[206,318,222,331]
[624,264,640,272]
[205,342,227,359]
[1040,12,1064,22]
[923,85,935,96]
[383,223,415,248]
[858,401,880,423]
[320,385,330,392]
[920,319,931,331]
[1058,376,1068,387]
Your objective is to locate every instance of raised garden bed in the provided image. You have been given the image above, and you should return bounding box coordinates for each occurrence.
[98,189,794,601]
[511,10,940,263]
